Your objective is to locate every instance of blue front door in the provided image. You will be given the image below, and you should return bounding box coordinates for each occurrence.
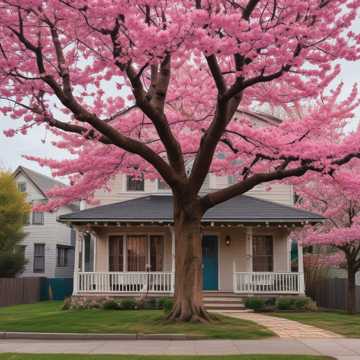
[202,235,218,290]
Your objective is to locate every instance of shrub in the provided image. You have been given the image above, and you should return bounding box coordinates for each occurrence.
[275,296,317,311]
[120,298,137,310]
[143,297,158,310]
[159,298,174,313]
[304,298,318,311]
[294,296,309,310]
[276,297,296,310]
[244,297,266,311]
[103,299,120,310]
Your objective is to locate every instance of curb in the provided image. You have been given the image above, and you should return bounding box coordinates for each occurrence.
[0,332,204,341]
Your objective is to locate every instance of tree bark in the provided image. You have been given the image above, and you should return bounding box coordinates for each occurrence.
[166,199,211,322]
[347,266,357,314]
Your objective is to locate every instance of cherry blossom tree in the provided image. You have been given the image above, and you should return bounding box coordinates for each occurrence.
[0,0,360,321]
[296,164,360,314]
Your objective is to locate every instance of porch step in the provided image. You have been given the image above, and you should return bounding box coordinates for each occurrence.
[203,293,246,311]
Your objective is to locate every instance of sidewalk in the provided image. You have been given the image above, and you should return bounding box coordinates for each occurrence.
[1,338,360,359]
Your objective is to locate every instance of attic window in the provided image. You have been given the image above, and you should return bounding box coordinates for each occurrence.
[18,182,26,192]
[126,175,144,191]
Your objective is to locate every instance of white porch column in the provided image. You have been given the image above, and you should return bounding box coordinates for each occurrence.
[246,227,253,272]
[72,230,80,295]
[93,233,97,272]
[81,233,86,272]
[169,226,175,293]
[297,240,305,294]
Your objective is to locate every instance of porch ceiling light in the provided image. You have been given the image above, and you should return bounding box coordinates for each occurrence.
[225,235,231,247]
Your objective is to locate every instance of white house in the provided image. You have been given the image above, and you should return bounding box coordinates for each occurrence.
[13,166,79,278]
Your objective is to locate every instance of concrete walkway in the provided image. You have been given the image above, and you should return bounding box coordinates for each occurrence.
[217,311,341,338]
[0,338,360,359]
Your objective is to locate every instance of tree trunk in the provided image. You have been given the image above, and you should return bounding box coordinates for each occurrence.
[347,267,357,314]
[166,200,211,322]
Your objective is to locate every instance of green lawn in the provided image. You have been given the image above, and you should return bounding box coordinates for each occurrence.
[272,311,360,337]
[0,301,272,339]
[0,355,335,360]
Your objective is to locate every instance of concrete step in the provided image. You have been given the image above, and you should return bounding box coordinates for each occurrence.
[204,297,244,302]
[203,292,241,297]
[205,304,245,310]
[208,309,254,313]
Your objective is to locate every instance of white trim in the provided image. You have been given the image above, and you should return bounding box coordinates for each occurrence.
[81,234,85,272]
[72,232,80,295]
[297,240,305,294]
[93,234,97,272]
[60,218,324,224]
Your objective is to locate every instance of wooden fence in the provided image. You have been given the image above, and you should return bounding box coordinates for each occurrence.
[306,278,360,312]
[0,277,42,307]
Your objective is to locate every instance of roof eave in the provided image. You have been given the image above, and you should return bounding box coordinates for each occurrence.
[58,217,325,224]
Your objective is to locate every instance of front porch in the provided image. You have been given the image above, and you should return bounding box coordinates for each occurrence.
[57,194,320,298]
[72,225,305,296]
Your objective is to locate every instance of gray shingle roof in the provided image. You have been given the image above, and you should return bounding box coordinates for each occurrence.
[58,194,324,224]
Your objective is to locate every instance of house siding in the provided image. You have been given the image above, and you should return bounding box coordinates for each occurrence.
[90,173,294,208]
[15,173,74,278]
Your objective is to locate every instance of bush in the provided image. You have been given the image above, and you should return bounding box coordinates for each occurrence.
[275,296,317,311]
[120,298,137,310]
[103,299,120,310]
[276,297,296,310]
[304,298,318,311]
[244,297,266,311]
[143,297,159,310]
[159,298,174,313]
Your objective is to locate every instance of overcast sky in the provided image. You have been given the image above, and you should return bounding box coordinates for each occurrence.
[1,21,359,178]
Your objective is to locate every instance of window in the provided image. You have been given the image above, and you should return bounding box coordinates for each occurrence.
[32,211,44,225]
[108,234,165,272]
[17,182,26,192]
[127,235,148,271]
[109,236,124,271]
[126,175,144,191]
[57,246,70,267]
[33,244,45,273]
[150,235,164,271]
[157,179,170,191]
[253,235,273,272]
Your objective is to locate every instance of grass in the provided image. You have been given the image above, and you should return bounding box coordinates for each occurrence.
[272,311,360,337]
[0,301,273,339]
[0,355,335,360]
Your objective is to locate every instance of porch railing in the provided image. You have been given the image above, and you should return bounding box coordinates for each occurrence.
[76,272,175,294]
[233,272,303,294]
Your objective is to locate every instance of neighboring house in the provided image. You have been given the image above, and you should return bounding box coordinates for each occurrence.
[59,173,323,298]
[13,166,78,278]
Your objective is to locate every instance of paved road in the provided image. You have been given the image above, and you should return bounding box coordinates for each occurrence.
[1,338,360,359]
